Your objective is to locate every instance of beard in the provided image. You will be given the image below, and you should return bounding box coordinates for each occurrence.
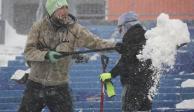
[56,15,66,21]
[51,15,68,25]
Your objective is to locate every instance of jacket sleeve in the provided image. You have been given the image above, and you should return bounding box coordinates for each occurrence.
[70,23,116,49]
[109,57,125,78]
[24,22,48,61]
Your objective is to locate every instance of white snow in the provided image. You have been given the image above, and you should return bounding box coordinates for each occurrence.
[0,46,24,66]
[179,71,185,75]
[137,13,190,71]
[10,69,30,80]
[105,30,121,42]
[89,53,100,61]
[4,21,27,47]
[0,21,27,67]
[176,99,194,109]
[181,79,194,88]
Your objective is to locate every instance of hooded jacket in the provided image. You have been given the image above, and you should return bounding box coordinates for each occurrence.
[24,14,115,86]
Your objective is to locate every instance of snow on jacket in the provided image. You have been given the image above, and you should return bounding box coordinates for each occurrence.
[24,14,115,86]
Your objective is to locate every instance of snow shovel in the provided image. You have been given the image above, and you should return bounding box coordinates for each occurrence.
[100,55,109,112]
[57,43,144,59]
[58,47,116,58]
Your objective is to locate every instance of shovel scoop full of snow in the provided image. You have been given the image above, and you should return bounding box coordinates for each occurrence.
[137,13,191,71]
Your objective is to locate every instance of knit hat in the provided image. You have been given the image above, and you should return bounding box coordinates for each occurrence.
[46,0,68,16]
[118,11,138,26]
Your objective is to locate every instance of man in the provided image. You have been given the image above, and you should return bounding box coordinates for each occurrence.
[19,0,121,111]
[100,12,155,112]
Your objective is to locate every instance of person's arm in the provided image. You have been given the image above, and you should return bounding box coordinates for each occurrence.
[109,57,125,78]
[70,23,116,49]
[24,22,48,62]
[100,56,125,80]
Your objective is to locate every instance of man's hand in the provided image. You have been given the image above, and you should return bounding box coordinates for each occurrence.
[45,51,62,63]
[100,73,112,82]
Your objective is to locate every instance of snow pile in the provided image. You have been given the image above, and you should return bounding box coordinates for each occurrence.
[176,99,194,109]
[181,79,194,88]
[137,13,190,71]
[89,53,100,61]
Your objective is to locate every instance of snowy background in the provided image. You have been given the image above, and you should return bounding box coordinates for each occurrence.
[0,21,26,67]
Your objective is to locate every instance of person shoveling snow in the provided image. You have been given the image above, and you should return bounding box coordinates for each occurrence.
[99,12,190,112]
[100,12,155,112]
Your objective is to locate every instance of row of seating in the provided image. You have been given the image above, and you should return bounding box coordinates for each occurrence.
[0,25,194,111]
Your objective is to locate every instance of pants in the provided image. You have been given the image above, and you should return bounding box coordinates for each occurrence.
[18,80,73,112]
[121,84,152,112]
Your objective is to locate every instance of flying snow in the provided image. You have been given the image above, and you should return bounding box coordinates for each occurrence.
[137,13,190,71]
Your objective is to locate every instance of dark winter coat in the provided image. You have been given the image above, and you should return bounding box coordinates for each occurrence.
[110,24,154,89]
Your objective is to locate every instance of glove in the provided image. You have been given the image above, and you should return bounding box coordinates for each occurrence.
[45,51,62,63]
[115,42,125,54]
[105,81,116,97]
[100,73,112,82]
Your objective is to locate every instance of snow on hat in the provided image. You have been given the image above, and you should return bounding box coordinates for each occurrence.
[118,11,138,26]
[46,0,68,16]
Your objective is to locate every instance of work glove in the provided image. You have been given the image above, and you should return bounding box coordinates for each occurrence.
[45,51,62,63]
[115,42,125,54]
[105,81,116,97]
[100,73,116,97]
[100,73,112,82]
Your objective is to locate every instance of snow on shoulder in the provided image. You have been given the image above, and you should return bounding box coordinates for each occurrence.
[137,13,190,71]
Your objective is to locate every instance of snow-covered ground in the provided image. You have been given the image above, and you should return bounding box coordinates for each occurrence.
[0,21,27,67]
[176,63,194,108]
[176,99,194,109]
[181,79,194,88]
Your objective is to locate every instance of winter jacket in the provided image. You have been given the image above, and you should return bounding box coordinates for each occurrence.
[24,14,115,86]
[110,24,154,87]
